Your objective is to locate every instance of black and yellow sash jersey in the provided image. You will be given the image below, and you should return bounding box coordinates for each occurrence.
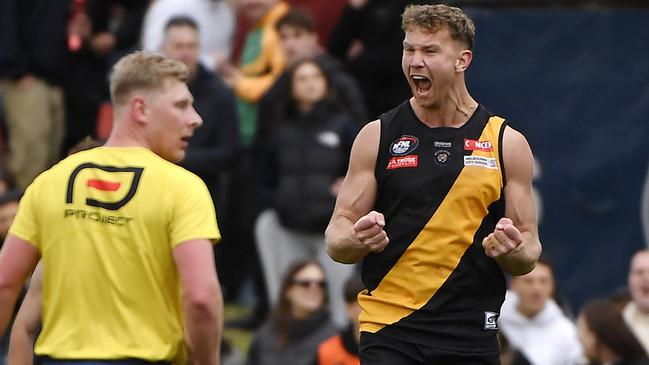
[358,100,508,354]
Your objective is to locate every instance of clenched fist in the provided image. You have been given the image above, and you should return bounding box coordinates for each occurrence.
[353,211,389,253]
[482,217,522,258]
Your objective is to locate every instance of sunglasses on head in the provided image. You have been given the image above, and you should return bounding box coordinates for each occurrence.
[292,279,327,289]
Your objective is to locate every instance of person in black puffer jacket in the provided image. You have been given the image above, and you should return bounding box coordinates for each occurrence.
[256,58,358,327]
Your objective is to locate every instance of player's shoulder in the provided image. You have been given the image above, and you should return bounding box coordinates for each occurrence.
[147,154,205,186]
[353,119,381,149]
[32,148,99,184]
[502,125,532,154]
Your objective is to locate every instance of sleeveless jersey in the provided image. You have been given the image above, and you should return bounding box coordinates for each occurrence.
[358,101,508,354]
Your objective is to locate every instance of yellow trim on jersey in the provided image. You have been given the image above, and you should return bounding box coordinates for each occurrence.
[359,117,506,333]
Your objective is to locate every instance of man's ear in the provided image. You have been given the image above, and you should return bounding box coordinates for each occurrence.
[455,49,473,73]
[129,96,148,125]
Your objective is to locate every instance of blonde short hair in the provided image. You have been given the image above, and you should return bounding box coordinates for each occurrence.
[109,51,189,105]
[401,4,476,50]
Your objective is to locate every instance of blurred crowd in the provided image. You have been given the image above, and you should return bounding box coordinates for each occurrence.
[0,1,648,365]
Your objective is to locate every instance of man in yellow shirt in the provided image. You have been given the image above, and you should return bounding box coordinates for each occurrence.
[0,51,223,365]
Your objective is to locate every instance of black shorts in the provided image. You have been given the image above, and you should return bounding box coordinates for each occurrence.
[359,331,501,365]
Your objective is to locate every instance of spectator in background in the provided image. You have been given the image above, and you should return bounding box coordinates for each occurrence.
[328,0,412,118]
[643,166,649,246]
[247,260,337,365]
[63,0,149,153]
[255,59,358,326]
[283,0,347,46]
[0,92,6,155]
[498,332,531,365]
[142,0,236,70]
[498,258,583,365]
[229,0,347,69]
[257,8,366,147]
[217,0,289,329]
[160,15,241,299]
[623,249,649,354]
[311,274,363,365]
[578,298,649,365]
[0,0,69,189]
[219,0,288,146]
[0,190,21,245]
[0,189,22,365]
[0,167,14,195]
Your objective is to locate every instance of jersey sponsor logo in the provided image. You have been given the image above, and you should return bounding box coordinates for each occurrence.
[390,135,419,156]
[433,150,451,167]
[434,141,451,148]
[484,311,499,330]
[464,139,493,152]
[387,155,419,170]
[464,155,498,169]
[63,209,134,226]
[66,163,144,211]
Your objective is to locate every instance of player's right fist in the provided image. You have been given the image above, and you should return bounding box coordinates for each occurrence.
[353,211,389,253]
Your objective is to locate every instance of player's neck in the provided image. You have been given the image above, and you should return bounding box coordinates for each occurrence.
[411,83,477,128]
[104,119,152,151]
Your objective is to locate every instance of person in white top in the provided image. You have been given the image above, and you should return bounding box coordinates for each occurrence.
[498,258,584,365]
[623,249,649,355]
[141,0,235,71]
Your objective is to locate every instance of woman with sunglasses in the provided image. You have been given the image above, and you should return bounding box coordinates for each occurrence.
[247,259,337,365]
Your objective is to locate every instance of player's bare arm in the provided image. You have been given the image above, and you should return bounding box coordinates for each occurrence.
[174,239,223,365]
[0,235,39,334]
[482,126,542,275]
[325,120,389,264]
[9,262,43,365]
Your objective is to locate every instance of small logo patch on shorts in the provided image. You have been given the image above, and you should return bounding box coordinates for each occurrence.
[484,311,499,330]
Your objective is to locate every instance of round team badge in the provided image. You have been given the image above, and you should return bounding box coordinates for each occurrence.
[434,150,451,167]
[390,135,419,156]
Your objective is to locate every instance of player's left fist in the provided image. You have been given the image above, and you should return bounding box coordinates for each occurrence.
[482,217,523,258]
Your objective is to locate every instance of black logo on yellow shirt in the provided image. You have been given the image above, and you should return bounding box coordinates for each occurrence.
[66,163,143,210]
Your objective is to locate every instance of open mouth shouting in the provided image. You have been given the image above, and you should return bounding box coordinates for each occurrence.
[411,74,432,96]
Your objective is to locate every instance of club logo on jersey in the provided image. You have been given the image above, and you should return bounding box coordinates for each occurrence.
[433,150,451,167]
[464,139,493,152]
[484,311,499,330]
[66,163,144,210]
[387,155,419,170]
[464,156,498,169]
[390,135,419,156]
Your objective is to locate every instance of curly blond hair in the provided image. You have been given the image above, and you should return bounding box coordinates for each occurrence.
[401,4,475,50]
